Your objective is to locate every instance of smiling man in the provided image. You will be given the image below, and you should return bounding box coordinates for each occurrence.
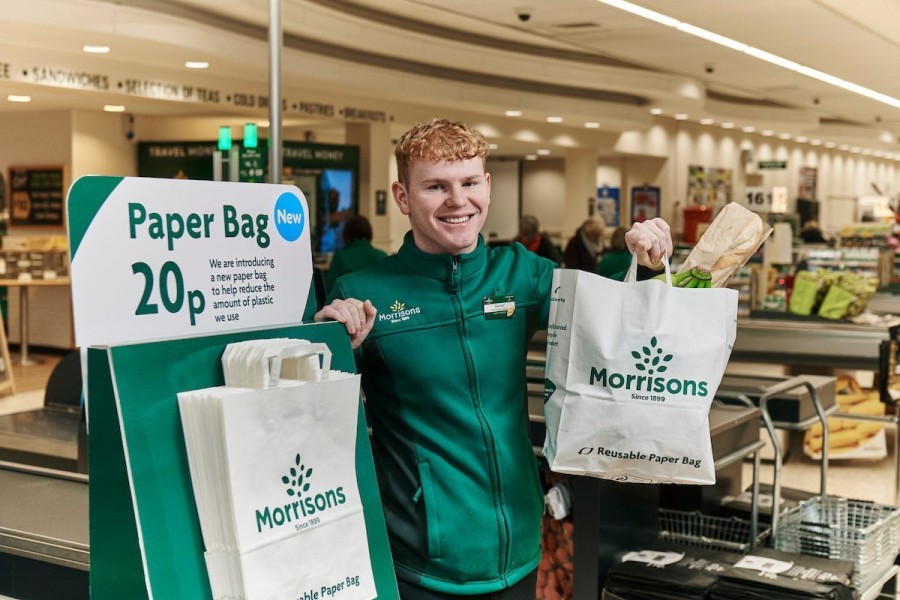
[315,118,671,599]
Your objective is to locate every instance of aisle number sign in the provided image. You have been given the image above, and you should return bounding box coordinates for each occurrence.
[67,176,313,348]
[742,186,787,214]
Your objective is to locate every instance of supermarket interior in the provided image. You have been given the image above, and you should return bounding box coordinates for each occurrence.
[5,1,900,599]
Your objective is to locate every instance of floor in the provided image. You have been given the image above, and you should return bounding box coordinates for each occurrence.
[0,350,62,416]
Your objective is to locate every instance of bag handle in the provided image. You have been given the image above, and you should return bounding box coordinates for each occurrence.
[222,339,332,389]
[625,252,670,284]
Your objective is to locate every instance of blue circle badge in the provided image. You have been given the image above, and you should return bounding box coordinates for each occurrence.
[273,192,305,242]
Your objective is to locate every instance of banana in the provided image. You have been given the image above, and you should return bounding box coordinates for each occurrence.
[652,266,713,288]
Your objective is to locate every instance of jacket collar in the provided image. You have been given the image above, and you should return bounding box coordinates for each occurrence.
[396,231,489,282]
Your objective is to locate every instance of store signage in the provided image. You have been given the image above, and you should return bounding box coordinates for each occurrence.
[742,186,772,213]
[67,176,312,347]
[758,160,787,170]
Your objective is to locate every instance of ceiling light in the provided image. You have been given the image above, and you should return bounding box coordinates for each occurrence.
[83,45,110,54]
[880,132,895,144]
[584,122,600,128]
[596,0,900,110]
[103,104,126,112]
[839,144,850,150]
[505,110,522,117]
[537,149,551,155]
[595,0,679,26]
[674,113,688,120]
[546,116,563,123]
[721,122,734,129]
[778,133,792,140]
[742,126,755,133]
[525,154,538,160]
[810,139,822,146]
[824,142,836,148]
[7,95,30,103]
[650,108,663,115]
[761,130,774,136]
[851,146,861,153]
[795,136,808,143]
[185,61,209,69]
[488,143,499,150]
[700,118,714,125]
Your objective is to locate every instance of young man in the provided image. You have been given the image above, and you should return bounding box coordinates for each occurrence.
[315,118,672,598]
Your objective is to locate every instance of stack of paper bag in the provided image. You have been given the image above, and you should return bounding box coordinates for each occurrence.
[178,339,376,600]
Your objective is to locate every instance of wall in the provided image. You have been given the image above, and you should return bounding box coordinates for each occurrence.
[71,110,137,179]
[484,158,519,242]
[0,110,72,204]
[522,158,566,239]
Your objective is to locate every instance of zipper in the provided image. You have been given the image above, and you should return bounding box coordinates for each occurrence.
[448,255,511,575]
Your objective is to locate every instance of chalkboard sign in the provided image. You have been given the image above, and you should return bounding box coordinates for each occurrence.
[9,165,66,228]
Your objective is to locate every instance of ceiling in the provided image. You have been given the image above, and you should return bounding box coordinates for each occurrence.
[3,0,900,157]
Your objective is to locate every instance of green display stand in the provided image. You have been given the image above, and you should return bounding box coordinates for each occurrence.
[87,321,397,599]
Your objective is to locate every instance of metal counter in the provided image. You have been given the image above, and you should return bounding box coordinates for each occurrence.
[732,317,890,369]
[0,464,88,571]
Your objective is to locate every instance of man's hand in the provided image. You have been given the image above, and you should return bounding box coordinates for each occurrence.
[314,298,377,349]
[625,218,673,269]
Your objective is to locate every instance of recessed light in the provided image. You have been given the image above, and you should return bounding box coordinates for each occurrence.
[674,113,688,120]
[810,139,822,146]
[851,146,861,153]
[103,104,126,112]
[536,149,551,156]
[721,122,735,129]
[546,116,563,123]
[742,126,755,133]
[584,122,600,128]
[700,118,714,125]
[761,130,774,136]
[824,142,836,148]
[839,144,850,150]
[185,61,209,69]
[525,154,538,160]
[650,108,663,115]
[778,133,792,140]
[795,136,808,143]
[7,95,30,103]
[505,110,522,117]
[488,143,499,150]
[83,45,110,54]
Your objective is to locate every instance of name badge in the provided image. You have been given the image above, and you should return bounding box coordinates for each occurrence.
[483,294,516,319]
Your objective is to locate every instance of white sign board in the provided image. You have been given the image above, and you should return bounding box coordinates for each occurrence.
[742,186,771,213]
[67,176,313,348]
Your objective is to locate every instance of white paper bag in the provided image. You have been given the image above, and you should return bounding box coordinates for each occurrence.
[543,260,738,484]
[179,340,376,600]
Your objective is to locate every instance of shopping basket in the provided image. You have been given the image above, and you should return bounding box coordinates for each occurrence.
[775,496,900,590]
[658,509,770,553]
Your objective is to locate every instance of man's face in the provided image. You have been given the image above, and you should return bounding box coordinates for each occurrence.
[392,157,490,255]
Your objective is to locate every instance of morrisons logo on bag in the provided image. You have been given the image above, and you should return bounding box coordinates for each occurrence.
[378,299,421,324]
[589,336,709,398]
[254,452,347,533]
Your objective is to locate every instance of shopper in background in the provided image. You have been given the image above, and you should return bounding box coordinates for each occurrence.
[799,220,830,245]
[595,225,632,278]
[314,118,672,599]
[516,214,563,265]
[564,216,606,272]
[324,214,388,292]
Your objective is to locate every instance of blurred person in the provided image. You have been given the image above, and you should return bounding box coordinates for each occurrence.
[516,214,563,265]
[799,220,829,245]
[596,226,631,278]
[325,214,388,292]
[564,216,606,272]
[314,118,672,598]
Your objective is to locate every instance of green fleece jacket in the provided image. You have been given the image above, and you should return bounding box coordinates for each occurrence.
[330,233,555,594]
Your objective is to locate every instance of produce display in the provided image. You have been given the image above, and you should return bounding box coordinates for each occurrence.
[537,514,574,600]
[788,270,877,320]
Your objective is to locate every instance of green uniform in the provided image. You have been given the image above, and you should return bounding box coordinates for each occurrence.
[325,239,388,292]
[330,232,555,594]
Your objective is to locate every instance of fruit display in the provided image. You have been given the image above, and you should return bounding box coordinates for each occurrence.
[788,269,877,319]
[536,514,574,600]
[652,266,712,288]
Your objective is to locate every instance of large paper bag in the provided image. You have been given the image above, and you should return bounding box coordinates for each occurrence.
[543,261,738,484]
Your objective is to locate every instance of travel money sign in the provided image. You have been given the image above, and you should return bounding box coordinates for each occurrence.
[67,176,313,347]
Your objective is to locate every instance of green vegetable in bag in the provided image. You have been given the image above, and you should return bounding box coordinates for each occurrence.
[789,271,822,315]
[818,284,857,320]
